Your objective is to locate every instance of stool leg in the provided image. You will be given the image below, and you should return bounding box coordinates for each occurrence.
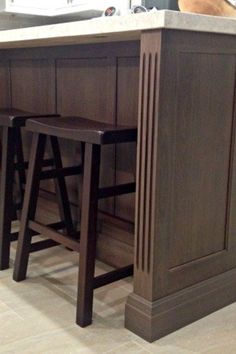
[13,133,46,281]
[0,127,16,270]
[50,136,74,235]
[76,143,101,327]
[14,128,26,209]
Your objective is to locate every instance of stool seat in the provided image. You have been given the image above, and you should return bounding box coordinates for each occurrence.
[26,116,137,145]
[0,108,59,127]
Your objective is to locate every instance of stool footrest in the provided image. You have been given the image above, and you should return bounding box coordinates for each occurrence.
[93,265,133,289]
[10,221,66,242]
[40,165,83,180]
[28,220,80,252]
[30,239,59,253]
[14,158,55,171]
[98,182,136,199]
[10,232,19,242]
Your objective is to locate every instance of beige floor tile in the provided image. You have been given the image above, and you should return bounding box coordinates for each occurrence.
[104,340,150,353]
[134,341,198,354]
[1,218,236,353]
[0,304,73,348]
[0,325,133,354]
[0,267,13,280]
[0,301,11,314]
[201,341,236,354]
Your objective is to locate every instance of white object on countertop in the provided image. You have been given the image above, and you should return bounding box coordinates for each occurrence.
[0,0,131,18]
[227,0,236,7]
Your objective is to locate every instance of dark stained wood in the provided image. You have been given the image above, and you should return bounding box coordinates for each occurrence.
[10,59,57,196]
[93,265,133,289]
[13,116,136,328]
[0,127,16,269]
[116,57,139,222]
[156,30,236,296]
[13,133,47,281]
[125,29,236,341]
[0,61,10,107]
[56,58,115,122]
[28,220,80,251]
[10,59,56,113]
[169,51,235,267]
[56,57,116,214]
[26,116,137,144]
[2,30,236,341]
[0,110,58,270]
[0,42,139,246]
[126,267,236,342]
[77,143,101,327]
[14,127,26,205]
[50,136,74,236]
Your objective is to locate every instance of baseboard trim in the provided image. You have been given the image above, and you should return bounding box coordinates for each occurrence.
[125,267,236,342]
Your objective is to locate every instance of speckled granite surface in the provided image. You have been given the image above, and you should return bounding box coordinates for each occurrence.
[0,10,235,49]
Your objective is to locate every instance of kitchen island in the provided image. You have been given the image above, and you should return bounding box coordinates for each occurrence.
[0,10,236,342]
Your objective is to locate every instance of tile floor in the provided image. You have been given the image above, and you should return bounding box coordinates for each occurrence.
[0,206,236,353]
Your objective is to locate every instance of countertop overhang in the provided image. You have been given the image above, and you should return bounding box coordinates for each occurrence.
[0,10,236,49]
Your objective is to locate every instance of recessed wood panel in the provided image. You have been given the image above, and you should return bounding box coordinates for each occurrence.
[56,58,115,122]
[56,58,116,213]
[11,59,56,113]
[10,59,56,193]
[0,61,10,108]
[169,52,235,268]
[10,59,56,159]
[134,30,236,302]
[115,57,139,221]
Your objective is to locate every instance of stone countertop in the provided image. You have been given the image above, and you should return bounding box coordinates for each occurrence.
[0,10,236,49]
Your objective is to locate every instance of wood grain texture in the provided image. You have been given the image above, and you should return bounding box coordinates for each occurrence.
[115,57,139,221]
[10,59,56,113]
[0,61,10,108]
[56,57,116,213]
[133,30,236,300]
[126,29,236,342]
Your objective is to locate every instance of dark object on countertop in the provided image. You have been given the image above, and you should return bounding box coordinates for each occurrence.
[144,0,179,10]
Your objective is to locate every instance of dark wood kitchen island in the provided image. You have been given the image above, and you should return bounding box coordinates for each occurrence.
[0,10,236,342]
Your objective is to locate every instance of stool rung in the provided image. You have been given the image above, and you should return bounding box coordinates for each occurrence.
[40,165,83,180]
[14,158,55,170]
[10,232,19,242]
[30,239,59,253]
[98,182,136,199]
[10,221,66,242]
[28,220,80,252]
[93,265,133,289]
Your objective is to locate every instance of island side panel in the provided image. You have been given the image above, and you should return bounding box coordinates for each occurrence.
[126,29,236,342]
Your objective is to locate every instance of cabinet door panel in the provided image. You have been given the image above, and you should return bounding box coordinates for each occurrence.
[157,42,236,296]
[136,30,236,299]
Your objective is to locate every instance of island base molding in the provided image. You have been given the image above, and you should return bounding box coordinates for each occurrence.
[125,267,236,342]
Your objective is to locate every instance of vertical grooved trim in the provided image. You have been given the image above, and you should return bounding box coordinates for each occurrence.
[136,53,146,269]
[135,49,159,273]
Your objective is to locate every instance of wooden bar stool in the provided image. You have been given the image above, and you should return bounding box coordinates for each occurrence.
[0,109,77,270]
[13,116,136,327]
